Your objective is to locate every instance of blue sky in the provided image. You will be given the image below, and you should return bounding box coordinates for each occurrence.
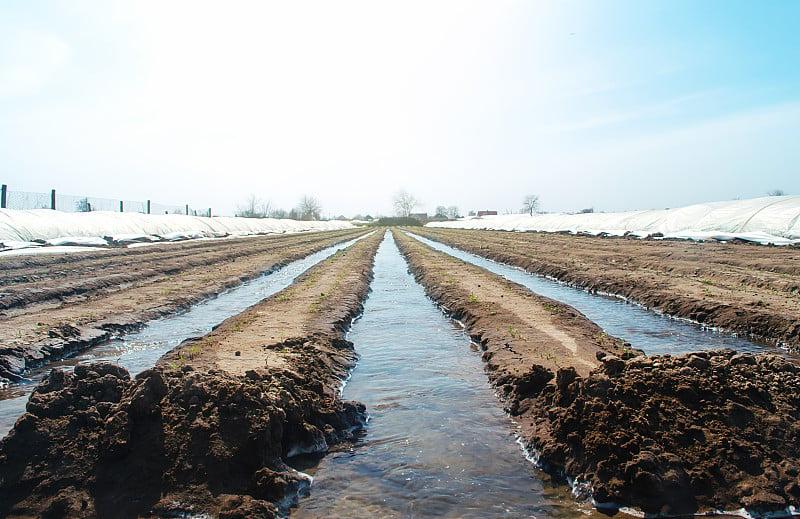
[1,0,799,217]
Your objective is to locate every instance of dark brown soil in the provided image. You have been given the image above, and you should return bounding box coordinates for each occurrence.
[0,229,367,384]
[530,349,800,515]
[412,227,800,350]
[0,231,383,518]
[397,230,800,515]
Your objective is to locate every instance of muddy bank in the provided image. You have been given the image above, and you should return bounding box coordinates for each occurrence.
[531,349,800,515]
[412,227,800,350]
[0,232,383,518]
[396,231,800,515]
[0,229,367,385]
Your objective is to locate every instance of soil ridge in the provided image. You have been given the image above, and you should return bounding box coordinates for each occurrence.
[0,229,367,385]
[411,228,800,350]
[0,231,383,518]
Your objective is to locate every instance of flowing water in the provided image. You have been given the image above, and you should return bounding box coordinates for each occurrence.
[291,233,592,518]
[408,232,793,358]
[0,234,369,437]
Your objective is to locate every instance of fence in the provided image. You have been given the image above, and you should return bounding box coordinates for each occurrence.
[0,185,212,217]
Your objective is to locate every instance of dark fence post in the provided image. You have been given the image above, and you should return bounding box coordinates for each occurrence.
[147,200,151,214]
[51,189,56,210]
[120,201,124,212]
[1,184,6,209]
[185,204,189,216]
[208,208,211,217]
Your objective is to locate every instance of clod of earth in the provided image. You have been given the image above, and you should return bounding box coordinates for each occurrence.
[0,363,365,518]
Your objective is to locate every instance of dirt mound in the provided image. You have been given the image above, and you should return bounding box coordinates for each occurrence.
[0,359,365,518]
[512,349,800,515]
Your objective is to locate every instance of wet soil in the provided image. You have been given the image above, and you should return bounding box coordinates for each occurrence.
[0,229,367,384]
[397,230,800,515]
[412,227,800,350]
[0,231,383,518]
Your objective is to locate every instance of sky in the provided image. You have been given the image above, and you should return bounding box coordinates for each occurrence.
[2,1,799,218]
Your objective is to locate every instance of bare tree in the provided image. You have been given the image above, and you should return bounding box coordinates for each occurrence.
[522,194,540,216]
[269,208,288,219]
[435,205,447,218]
[446,206,459,219]
[75,197,92,212]
[298,195,322,221]
[236,194,269,218]
[768,189,786,196]
[393,190,418,217]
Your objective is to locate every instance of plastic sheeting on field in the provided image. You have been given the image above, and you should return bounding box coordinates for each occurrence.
[0,210,355,246]
[427,196,800,245]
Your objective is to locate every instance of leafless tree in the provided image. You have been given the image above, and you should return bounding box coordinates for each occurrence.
[75,197,92,212]
[435,205,447,218]
[446,206,459,219]
[236,194,269,218]
[298,195,322,221]
[768,189,786,196]
[522,194,540,216]
[269,208,289,219]
[393,190,418,217]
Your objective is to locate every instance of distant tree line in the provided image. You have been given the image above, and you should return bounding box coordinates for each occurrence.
[235,194,323,220]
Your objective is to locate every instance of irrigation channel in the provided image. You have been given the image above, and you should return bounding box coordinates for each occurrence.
[407,232,794,358]
[291,232,588,518]
[0,234,370,438]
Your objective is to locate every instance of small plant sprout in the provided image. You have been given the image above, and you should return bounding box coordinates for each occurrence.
[543,303,564,314]
[468,293,479,303]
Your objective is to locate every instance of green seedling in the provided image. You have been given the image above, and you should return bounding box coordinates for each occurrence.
[543,303,564,314]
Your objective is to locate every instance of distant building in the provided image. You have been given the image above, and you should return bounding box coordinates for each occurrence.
[477,210,497,217]
[410,213,428,221]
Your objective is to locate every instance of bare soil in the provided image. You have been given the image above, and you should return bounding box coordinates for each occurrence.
[0,231,384,518]
[396,230,800,515]
[0,229,367,384]
[413,227,800,350]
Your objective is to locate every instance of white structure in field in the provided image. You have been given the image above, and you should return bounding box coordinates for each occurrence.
[427,196,800,245]
[0,210,355,251]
